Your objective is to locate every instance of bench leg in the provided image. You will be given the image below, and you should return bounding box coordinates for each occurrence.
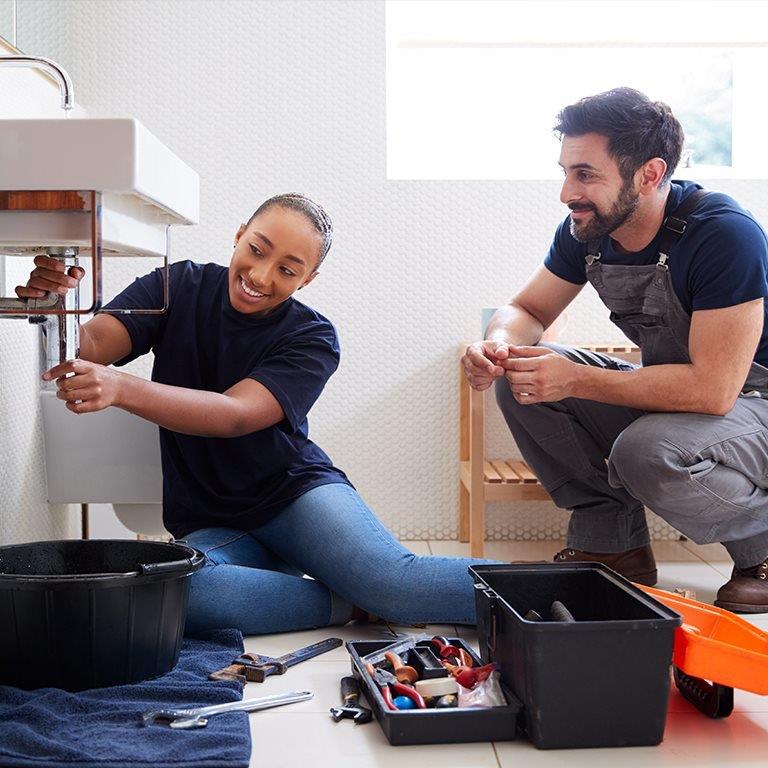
[469,492,485,558]
[459,481,469,542]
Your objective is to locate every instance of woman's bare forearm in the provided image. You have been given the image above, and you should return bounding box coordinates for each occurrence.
[116,373,253,436]
[78,315,134,365]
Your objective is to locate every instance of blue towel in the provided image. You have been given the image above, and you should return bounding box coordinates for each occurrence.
[0,629,251,768]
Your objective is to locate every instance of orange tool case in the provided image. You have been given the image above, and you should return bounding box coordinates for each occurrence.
[639,585,768,718]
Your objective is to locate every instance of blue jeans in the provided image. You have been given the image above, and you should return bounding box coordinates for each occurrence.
[182,483,501,635]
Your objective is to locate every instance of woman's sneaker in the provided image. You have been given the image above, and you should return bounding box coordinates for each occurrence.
[553,545,657,586]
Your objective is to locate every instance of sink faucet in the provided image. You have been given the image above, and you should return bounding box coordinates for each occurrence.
[0,55,74,111]
[0,55,78,369]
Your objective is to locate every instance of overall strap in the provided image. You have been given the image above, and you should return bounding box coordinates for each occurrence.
[657,188,710,265]
[584,187,710,267]
[585,239,601,264]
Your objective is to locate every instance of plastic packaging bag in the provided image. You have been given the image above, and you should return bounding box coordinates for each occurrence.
[457,670,507,708]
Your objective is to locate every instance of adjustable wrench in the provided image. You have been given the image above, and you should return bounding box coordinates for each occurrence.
[210,637,343,683]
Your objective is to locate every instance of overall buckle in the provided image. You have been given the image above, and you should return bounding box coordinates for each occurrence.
[665,216,687,235]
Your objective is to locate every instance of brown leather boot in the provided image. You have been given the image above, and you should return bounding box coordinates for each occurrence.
[553,544,657,586]
[714,558,768,613]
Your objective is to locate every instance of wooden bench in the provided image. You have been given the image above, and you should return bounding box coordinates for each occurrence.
[458,343,640,556]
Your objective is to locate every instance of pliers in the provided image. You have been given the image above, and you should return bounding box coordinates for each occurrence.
[365,663,426,710]
[430,636,474,668]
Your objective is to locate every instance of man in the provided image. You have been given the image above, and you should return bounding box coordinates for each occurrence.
[463,87,768,612]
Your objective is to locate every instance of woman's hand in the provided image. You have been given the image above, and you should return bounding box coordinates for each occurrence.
[15,254,85,300]
[43,359,124,414]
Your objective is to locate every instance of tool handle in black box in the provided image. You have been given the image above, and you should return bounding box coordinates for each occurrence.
[340,676,361,703]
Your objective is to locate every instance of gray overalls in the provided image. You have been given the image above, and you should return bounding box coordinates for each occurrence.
[495,191,768,568]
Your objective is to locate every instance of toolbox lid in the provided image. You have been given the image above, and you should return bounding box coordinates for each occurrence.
[470,562,682,628]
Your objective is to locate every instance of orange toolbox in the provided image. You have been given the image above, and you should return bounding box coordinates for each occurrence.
[639,585,768,718]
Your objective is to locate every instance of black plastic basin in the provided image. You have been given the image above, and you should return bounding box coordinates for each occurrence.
[0,539,204,690]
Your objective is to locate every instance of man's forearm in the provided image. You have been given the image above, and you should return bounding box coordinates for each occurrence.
[116,373,253,437]
[486,304,544,346]
[572,363,734,415]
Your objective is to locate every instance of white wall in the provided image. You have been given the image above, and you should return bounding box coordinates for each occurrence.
[0,1,14,45]
[0,35,84,543]
[13,0,768,541]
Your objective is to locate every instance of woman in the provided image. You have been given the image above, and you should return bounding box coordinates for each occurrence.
[19,193,499,635]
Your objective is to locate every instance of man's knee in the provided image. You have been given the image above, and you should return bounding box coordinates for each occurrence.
[494,376,518,414]
[494,376,546,427]
[609,415,683,496]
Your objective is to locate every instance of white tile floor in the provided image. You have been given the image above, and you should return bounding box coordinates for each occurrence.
[241,540,768,768]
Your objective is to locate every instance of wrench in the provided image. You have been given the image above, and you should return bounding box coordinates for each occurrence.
[235,637,343,682]
[211,637,343,684]
[143,690,313,729]
[329,676,372,724]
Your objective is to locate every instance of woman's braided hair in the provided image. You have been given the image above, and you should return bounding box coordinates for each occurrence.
[247,193,334,266]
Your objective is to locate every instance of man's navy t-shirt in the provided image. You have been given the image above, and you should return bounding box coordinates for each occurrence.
[544,180,768,366]
[103,261,351,538]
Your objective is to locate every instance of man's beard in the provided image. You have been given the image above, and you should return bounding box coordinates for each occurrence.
[569,179,640,242]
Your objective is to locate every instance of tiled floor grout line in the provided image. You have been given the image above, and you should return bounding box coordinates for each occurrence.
[681,552,728,572]
[677,539,732,565]
[677,539,712,562]
[491,741,503,768]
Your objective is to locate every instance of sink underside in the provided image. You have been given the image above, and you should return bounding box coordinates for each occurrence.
[0,118,198,257]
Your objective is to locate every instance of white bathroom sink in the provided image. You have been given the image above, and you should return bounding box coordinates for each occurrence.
[0,118,198,221]
[0,118,198,256]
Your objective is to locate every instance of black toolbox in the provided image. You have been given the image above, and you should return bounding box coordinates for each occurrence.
[470,562,682,749]
[347,638,522,746]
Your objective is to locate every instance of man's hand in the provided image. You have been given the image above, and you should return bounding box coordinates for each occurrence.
[501,345,578,404]
[43,359,124,414]
[462,340,512,391]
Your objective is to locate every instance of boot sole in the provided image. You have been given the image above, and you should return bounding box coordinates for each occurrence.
[714,599,768,614]
[623,569,658,587]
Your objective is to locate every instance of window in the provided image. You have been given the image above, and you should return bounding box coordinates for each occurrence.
[386,0,768,180]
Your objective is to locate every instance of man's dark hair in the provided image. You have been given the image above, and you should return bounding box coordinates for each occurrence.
[247,193,333,267]
[554,87,685,186]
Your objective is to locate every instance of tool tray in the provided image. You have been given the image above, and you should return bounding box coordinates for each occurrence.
[640,585,768,718]
[346,638,522,746]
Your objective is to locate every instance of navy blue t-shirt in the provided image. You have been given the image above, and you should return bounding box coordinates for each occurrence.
[544,180,768,366]
[103,260,351,537]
